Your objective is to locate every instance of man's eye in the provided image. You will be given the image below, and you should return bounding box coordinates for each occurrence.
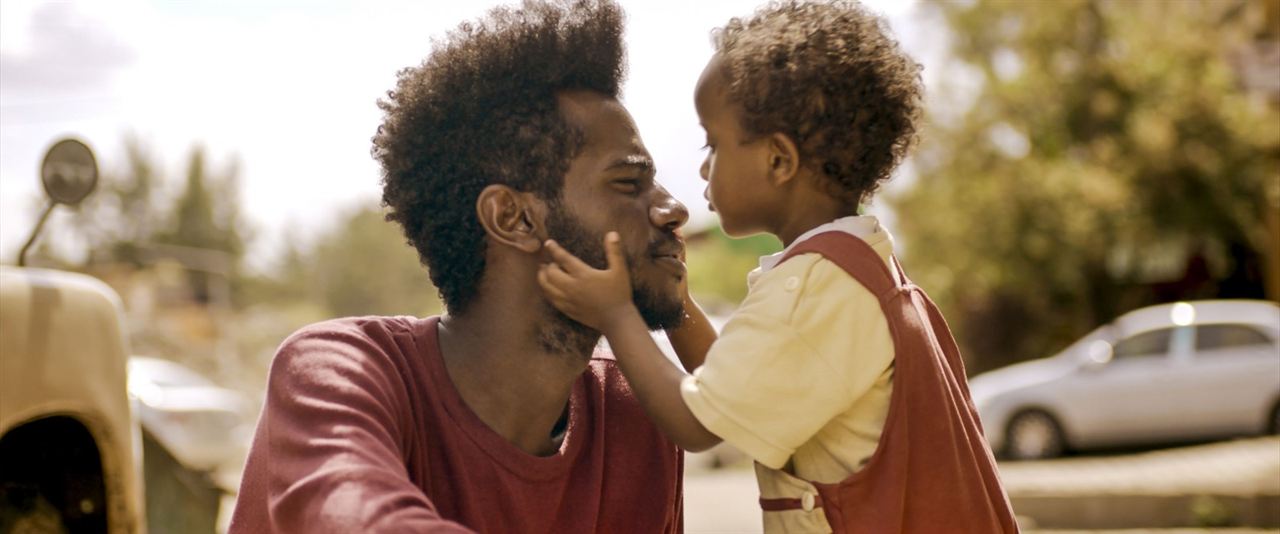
[613,179,641,195]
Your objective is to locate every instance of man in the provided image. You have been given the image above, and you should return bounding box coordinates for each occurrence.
[228,1,692,531]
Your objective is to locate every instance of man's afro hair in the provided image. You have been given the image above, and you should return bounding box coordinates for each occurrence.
[373,0,625,313]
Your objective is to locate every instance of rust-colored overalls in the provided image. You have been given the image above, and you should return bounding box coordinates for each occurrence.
[759,232,1020,533]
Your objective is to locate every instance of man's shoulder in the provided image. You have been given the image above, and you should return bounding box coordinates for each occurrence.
[282,315,431,350]
[586,347,620,383]
[288,314,427,337]
[272,315,436,380]
[585,348,642,401]
[584,347,682,454]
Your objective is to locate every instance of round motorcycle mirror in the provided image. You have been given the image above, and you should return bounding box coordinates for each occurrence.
[18,138,100,266]
[41,138,99,205]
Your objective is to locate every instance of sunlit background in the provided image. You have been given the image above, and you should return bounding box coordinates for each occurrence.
[0,0,922,264]
[2,0,1278,532]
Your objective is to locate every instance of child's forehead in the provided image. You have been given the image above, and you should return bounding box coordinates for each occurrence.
[696,54,732,92]
[694,56,736,117]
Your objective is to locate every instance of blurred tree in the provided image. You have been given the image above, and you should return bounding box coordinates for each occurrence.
[894,0,1280,373]
[686,226,781,313]
[158,149,246,257]
[51,137,255,383]
[155,146,251,304]
[71,134,163,267]
[257,205,442,318]
[69,139,251,302]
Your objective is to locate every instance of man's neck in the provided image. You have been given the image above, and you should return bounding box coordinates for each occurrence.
[436,300,598,456]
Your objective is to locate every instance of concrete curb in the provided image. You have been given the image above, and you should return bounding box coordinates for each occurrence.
[1012,493,1280,530]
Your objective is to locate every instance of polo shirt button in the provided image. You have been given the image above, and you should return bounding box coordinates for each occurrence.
[801,492,816,512]
[784,276,800,291]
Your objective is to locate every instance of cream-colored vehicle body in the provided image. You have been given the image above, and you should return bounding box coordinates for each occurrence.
[1,266,145,533]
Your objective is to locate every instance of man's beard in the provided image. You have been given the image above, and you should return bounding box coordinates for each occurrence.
[538,206,685,355]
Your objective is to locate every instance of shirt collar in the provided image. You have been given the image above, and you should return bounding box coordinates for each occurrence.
[756,215,892,275]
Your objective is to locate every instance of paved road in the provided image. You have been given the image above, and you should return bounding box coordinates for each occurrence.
[682,437,1280,533]
[999,437,1280,497]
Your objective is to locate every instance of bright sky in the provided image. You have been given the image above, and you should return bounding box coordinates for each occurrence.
[0,0,930,271]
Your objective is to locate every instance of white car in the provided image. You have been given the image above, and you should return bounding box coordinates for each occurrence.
[128,356,251,473]
[970,300,1280,460]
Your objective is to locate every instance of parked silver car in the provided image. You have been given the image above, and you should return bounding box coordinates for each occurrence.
[970,300,1280,460]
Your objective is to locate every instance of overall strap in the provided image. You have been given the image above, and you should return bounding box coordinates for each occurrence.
[779,231,902,300]
[760,231,902,517]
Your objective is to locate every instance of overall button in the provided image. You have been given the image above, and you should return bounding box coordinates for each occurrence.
[801,491,816,512]
[784,276,800,291]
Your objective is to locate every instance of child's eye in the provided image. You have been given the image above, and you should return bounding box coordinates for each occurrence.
[701,143,715,153]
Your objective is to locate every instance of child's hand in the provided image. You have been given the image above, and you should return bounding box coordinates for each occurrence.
[673,229,691,307]
[538,231,635,333]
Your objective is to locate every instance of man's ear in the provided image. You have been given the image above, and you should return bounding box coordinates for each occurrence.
[476,184,544,254]
[766,132,802,187]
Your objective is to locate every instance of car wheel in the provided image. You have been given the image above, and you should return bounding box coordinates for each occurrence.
[1005,410,1066,460]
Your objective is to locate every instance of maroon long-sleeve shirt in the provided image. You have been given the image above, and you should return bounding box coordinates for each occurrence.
[229,316,683,533]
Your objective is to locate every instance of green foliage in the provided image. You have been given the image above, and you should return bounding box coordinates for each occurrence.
[686,226,782,311]
[892,0,1280,372]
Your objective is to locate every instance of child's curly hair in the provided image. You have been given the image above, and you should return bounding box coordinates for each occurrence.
[372,0,625,313]
[713,0,923,205]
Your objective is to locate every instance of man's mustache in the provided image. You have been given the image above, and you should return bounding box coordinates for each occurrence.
[646,232,684,259]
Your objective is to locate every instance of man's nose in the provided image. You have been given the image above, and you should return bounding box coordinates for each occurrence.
[650,185,689,232]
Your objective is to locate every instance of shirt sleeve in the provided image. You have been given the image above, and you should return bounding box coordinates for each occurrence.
[680,254,894,470]
[239,325,474,533]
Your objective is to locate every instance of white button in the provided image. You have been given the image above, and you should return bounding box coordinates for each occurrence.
[801,492,816,512]
[784,276,800,291]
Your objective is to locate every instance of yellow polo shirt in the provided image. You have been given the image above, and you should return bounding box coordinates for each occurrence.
[680,216,896,533]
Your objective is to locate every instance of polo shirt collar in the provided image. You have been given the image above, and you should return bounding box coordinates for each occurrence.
[755,215,893,275]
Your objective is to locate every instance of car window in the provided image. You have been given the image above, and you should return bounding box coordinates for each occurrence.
[1195,324,1273,351]
[1112,328,1173,359]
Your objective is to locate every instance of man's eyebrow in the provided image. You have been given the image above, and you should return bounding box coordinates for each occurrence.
[605,154,655,172]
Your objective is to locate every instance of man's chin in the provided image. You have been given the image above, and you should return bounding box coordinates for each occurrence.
[634,285,685,331]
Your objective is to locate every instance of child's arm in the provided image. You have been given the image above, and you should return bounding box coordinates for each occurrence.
[668,266,717,372]
[537,233,722,452]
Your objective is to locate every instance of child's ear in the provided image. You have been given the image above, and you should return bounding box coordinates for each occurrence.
[766,132,801,187]
[476,184,545,254]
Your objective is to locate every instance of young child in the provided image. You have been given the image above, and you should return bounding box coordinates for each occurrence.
[538,1,1018,532]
